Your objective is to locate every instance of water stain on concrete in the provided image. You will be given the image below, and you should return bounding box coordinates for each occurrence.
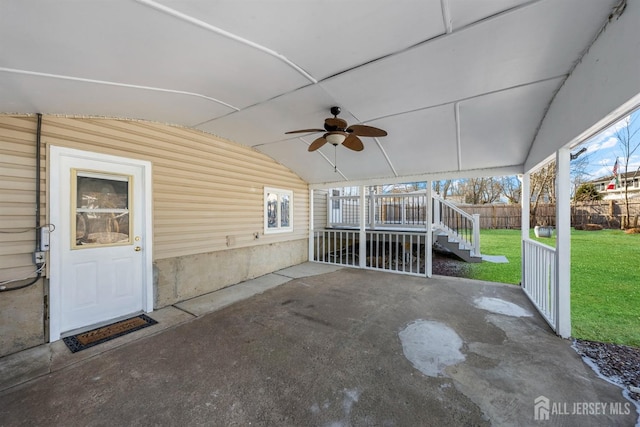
[399,319,465,377]
[342,387,360,416]
[473,297,532,317]
[310,388,361,427]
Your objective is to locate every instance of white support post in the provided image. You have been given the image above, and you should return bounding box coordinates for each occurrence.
[369,191,376,230]
[426,182,433,278]
[520,173,530,288]
[309,188,314,262]
[359,185,367,268]
[433,196,440,226]
[520,173,530,241]
[556,148,571,338]
[326,191,331,228]
[472,214,480,256]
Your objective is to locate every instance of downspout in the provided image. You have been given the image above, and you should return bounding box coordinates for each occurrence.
[35,113,42,250]
[0,113,44,292]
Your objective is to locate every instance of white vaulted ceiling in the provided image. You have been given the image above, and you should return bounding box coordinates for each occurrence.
[0,0,623,185]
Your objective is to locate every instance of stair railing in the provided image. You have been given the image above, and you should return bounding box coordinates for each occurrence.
[432,195,480,256]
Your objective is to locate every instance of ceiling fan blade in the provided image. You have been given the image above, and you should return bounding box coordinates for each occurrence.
[285,128,325,134]
[308,136,328,152]
[342,134,364,151]
[325,117,347,130]
[347,124,387,137]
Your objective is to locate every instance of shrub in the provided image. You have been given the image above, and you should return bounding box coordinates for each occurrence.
[574,183,602,201]
[583,223,603,231]
[574,223,603,231]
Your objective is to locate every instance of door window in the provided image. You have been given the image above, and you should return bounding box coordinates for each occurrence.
[72,170,132,248]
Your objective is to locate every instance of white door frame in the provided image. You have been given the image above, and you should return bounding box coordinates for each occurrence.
[49,146,153,342]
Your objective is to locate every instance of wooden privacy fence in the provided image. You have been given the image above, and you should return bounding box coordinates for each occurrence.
[457,200,640,229]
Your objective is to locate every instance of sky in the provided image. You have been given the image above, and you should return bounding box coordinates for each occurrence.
[574,109,640,181]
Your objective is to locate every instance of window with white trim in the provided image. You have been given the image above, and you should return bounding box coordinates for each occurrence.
[264,187,293,233]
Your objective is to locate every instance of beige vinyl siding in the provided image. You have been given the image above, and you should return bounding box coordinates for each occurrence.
[0,115,309,276]
[0,116,42,281]
[313,189,328,229]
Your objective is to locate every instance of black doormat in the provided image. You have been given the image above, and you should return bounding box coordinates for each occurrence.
[62,314,157,353]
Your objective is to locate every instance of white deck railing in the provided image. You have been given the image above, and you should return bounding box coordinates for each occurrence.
[327,192,479,239]
[312,229,427,276]
[327,193,428,229]
[327,195,363,228]
[320,190,480,275]
[371,194,428,228]
[364,230,426,275]
[312,228,359,267]
[522,238,557,331]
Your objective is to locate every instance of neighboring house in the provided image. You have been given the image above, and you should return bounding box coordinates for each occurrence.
[591,171,640,200]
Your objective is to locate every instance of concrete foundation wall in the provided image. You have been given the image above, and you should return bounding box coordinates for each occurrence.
[0,239,307,358]
[0,280,46,358]
[154,238,308,308]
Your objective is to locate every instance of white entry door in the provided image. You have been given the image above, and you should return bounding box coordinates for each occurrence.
[49,147,153,340]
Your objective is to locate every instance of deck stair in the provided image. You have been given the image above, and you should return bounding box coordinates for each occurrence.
[432,194,482,263]
[433,229,482,263]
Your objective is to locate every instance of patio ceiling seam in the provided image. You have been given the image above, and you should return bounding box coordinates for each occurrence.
[191,82,319,129]
[457,0,543,31]
[356,75,569,125]
[455,102,462,171]
[349,112,397,178]
[317,0,543,84]
[440,0,453,33]
[300,135,349,181]
[372,136,397,178]
[135,0,318,85]
[0,67,240,113]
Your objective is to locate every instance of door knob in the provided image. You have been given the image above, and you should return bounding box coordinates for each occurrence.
[134,246,142,252]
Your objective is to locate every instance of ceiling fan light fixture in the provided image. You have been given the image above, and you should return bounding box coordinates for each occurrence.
[326,132,347,146]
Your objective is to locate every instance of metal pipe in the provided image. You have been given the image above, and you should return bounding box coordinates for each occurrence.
[0,114,43,292]
[35,113,42,249]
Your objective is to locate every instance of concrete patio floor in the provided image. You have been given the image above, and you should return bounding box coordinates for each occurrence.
[0,264,637,426]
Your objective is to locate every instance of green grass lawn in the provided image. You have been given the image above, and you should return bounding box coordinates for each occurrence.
[468,228,640,347]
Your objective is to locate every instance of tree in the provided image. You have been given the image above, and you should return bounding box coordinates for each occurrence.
[574,183,602,201]
[453,177,503,204]
[500,176,521,204]
[569,148,591,198]
[433,180,452,199]
[527,144,591,224]
[614,114,640,227]
[529,162,556,226]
